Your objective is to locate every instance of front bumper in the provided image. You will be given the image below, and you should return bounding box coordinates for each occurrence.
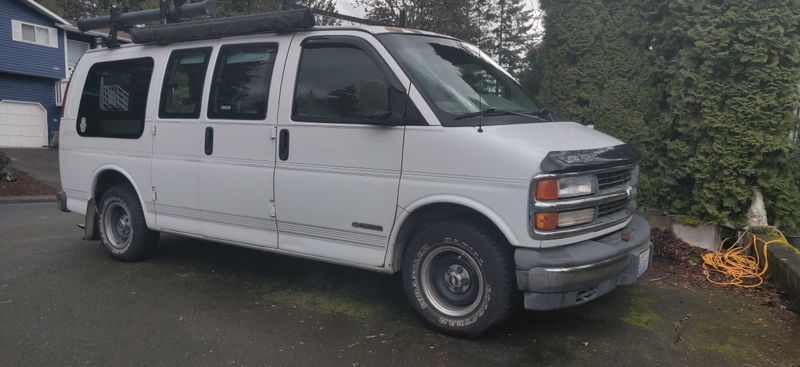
[516,214,652,310]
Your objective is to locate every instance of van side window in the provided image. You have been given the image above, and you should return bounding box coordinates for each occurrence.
[208,43,277,120]
[76,57,154,138]
[160,47,212,119]
[292,43,387,123]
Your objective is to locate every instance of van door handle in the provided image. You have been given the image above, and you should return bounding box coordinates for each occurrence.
[204,127,214,155]
[278,129,289,161]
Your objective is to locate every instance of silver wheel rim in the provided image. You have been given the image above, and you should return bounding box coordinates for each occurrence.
[420,245,484,317]
[103,201,132,250]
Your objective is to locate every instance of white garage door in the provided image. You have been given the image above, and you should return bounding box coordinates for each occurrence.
[0,101,48,147]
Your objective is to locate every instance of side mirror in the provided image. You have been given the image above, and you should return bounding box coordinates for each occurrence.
[358,79,392,123]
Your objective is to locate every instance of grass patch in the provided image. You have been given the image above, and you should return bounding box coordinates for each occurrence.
[620,292,663,329]
[264,287,397,319]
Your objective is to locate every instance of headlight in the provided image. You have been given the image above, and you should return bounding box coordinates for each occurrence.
[534,208,596,231]
[534,175,595,201]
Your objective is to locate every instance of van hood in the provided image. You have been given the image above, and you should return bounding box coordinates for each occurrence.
[484,121,624,156]
[473,121,635,178]
[401,120,635,184]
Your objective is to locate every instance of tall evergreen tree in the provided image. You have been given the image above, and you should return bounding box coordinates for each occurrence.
[483,0,532,75]
[296,0,341,25]
[356,0,487,44]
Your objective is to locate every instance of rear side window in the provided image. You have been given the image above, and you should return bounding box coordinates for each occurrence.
[293,43,387,123]
[77,57,154,139]
[208,43,277,120]
[160,47,212,119]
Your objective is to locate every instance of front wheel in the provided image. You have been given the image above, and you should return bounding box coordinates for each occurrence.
[402,220,517,338]
[98,184,158,261]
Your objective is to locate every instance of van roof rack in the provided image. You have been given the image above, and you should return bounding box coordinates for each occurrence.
[131,7,316,44]
[78,0,405,48]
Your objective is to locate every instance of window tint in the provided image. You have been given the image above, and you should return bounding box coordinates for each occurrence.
[293,43,387,123]
[208,43,277,120]
[77,58,154,139]
[160,48,212,119]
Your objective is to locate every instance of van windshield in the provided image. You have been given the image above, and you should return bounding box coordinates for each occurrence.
[378,34,542,127]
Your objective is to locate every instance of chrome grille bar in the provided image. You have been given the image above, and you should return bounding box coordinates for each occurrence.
[529,164,637,240]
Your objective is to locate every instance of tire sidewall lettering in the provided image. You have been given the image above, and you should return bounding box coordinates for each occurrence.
[411,235,492,329]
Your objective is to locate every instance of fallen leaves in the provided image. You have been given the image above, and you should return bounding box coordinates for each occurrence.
[647,228,791,314]
[0,171,56,196]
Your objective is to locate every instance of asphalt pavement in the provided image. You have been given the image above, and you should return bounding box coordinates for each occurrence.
[1,202,798,366]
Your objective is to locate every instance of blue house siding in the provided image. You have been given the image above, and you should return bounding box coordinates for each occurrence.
[0,0,65,80]
[0,72,59,140]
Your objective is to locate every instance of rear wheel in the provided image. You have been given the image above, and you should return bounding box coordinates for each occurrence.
[98,184,158,261]
[402,220,517,338]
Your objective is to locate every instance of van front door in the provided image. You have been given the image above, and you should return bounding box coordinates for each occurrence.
[197,39,289,248]
[274,33,410,266]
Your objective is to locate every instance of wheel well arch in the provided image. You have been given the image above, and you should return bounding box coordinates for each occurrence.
[91,167,147,214]
[386,201,517,273]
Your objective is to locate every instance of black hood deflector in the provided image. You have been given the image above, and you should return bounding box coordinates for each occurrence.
[540,144,639,173]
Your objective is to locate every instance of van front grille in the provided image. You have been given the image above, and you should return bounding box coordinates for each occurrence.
[598,198,629,217]
[531,164,637,240]
[597,169,632,191]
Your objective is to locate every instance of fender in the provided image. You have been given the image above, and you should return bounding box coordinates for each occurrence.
[385,194,520,271]
[89,164,156,229]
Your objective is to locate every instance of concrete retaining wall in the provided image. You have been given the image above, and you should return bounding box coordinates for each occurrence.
[766,244,800,312]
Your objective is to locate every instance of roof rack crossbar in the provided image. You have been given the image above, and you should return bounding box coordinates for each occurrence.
[77,0,217,32]
[79,1,407,47]
[130,7,316,44]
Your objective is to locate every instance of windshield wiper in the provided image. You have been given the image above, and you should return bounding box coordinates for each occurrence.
[453,108,549,122]
[530,109,556,121]
[453,108,507,120]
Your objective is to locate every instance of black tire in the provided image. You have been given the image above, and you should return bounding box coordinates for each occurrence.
[97,184,159,261]
[402,220,517,338]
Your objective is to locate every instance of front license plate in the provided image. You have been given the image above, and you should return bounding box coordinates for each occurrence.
[638,249,650,277]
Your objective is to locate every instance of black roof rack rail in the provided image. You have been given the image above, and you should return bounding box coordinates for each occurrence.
[78,0,407,47]
[131,7,315,44]
[78,0,217,47]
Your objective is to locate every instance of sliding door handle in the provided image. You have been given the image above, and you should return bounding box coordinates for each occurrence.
[278,129,289,161]
[204,127,214,155]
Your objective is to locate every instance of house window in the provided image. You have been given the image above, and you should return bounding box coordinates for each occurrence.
[11,20,58,48]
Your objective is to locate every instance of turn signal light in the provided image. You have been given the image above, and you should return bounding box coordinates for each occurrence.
[534,212,558,231]
[535,179,559,201]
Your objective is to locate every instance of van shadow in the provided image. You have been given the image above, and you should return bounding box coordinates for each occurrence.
[148,233,640,341]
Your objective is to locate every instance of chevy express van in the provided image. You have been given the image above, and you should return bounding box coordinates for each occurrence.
[57,8,652,337]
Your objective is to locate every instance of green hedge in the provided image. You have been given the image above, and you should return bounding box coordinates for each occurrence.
[530,0,800,232]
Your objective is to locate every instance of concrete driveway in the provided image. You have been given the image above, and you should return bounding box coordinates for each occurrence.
[1,202,798,366]
[0,147,60,188]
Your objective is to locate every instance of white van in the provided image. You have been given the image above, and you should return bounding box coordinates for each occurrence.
[57,8,652,337]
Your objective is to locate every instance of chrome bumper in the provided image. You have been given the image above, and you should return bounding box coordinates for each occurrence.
[515,215,652,310]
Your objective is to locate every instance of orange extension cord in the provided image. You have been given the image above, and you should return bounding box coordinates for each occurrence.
[701,229,790,288]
